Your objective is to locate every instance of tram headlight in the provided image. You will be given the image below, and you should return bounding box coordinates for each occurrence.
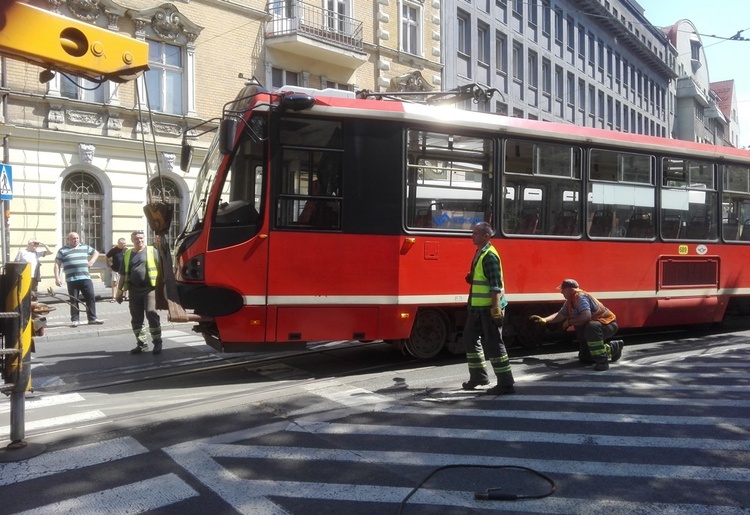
[181,254,205,281]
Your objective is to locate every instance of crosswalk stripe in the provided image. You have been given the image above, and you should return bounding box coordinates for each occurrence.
[0,437,148,486]
[0,411,107,441]
[166,442,743,514]
[424,393,750,408]
[0,393,84,414]
[13,473,199,515]
[205,443,750,482]
[289,420,750,451]
[382,405,750,427]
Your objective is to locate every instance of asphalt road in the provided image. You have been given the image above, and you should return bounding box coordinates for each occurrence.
[1,324,749,514]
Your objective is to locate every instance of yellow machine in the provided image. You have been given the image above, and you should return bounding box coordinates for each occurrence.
[0,1,149,82]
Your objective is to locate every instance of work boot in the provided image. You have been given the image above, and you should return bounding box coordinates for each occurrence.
[608,340,623,362]
[130,343,148,354]
[462,378,490,390]
[593,360,609,371]
[486,384,515,395]
[152,341,163,355]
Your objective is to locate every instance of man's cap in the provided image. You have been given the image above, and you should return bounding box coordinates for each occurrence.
[557,278,579,290]
[28,238,39,244]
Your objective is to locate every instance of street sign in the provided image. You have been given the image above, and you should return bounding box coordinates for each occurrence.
[0,164,12,201]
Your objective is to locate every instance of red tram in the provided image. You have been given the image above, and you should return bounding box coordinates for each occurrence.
[174,80,750,358]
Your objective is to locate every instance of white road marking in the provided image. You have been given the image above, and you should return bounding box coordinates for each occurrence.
[13,473,198,515]
[0,437,148,486]
[291,421,750,451]
[207,443,750,483]
[167,441,744,514]
[0,411,107,441]
[0,393,84,414]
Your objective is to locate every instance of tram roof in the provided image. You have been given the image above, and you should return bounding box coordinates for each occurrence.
[298,92,750,165]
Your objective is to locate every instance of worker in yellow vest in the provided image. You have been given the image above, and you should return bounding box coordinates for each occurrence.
[462,222,515,395]
[530,279,623,371]
[115,230,163,355]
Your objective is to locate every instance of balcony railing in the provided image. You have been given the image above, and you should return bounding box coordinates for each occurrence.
[266,1,363,52]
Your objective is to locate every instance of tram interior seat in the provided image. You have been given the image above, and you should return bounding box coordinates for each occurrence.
[661,215,682,239]
[552,210,578,235]
[413,208,433,228]
[685,216,710,239]
[589,210,613,237]
[740,220,750,241]
[517,208,539,234]
[723,217,739,240]
[627,213,654,238]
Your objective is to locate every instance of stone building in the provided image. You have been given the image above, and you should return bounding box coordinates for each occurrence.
[441,0,676,137]
[662,19,741,147]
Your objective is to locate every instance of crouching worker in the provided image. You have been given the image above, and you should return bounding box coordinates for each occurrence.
[529,279,622,371]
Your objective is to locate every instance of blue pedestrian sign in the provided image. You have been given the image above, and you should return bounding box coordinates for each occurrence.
[0,164,12,201]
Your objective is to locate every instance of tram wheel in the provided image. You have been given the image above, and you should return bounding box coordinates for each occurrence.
[405,308,448,359]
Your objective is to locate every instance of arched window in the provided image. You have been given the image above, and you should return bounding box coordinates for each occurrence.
[149,177,182,245]
[62,172,104,252]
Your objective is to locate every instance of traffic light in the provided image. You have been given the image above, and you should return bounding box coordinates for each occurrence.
[0,2,149,83]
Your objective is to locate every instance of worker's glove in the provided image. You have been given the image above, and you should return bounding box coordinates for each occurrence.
[465,273,472,284]
[115,291,123,304]
[491,307,504,327]
[529,315,546,325]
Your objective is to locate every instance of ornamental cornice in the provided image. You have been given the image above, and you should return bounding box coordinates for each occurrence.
[127,3,203,42]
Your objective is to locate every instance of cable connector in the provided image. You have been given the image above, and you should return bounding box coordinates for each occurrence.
[475,489,518,501]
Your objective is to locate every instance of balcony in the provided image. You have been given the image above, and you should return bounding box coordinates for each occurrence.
[266,1,366,69]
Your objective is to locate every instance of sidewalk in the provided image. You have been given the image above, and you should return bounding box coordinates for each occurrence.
[35,282,191,344]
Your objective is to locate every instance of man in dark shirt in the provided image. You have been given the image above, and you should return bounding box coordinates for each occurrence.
[116,231,162,355]
[106,238,127,302]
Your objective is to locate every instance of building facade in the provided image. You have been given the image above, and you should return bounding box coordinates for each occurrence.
[663,19,741,147]
[0,0,441,290]
[442,0,676,137]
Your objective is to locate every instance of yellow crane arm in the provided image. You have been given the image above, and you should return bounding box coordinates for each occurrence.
[0,2,148,83]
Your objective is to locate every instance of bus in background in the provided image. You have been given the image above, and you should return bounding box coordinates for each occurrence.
[174,79,750,358]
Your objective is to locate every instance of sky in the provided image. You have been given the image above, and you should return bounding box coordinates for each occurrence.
[636,0,750,148]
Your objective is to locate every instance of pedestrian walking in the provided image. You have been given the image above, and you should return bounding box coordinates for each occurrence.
[461,222,515,395]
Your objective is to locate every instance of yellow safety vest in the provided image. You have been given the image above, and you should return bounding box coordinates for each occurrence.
[122,246,158,290]
[470,245,507,308]
[566,290,616,325]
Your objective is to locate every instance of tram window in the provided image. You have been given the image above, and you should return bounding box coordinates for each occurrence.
[275,118,343,230]
[587,149,654,239]
[214,138,263,228]
[722,164,750,242]
[405,130,493,231]
[662,157,717,241]
[503,139,582,237]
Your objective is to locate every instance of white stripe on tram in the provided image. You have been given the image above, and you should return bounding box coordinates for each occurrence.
[13,473,198,515]
[243,287,750,306]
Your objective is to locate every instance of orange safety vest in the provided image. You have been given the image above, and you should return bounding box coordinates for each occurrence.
[566,290,616,325]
